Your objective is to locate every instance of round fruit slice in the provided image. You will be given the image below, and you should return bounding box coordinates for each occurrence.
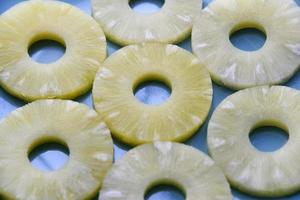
[0,100,113,200]
[93,43,212,146]
[192,0,300,90]
[208,86,300,197]
[99,142,231,200]
[0,0,106,101]
[91,0,202,45]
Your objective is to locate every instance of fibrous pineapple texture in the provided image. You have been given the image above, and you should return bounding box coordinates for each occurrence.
[208,86,300,197]
[99,142,231,200]
[91,0,202,45]
[192,0,300,90]
[0,0,106,101]
[0,100,113,200]
[93,43,212,146]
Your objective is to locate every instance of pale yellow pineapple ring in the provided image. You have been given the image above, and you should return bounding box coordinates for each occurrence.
[0,0,106,102]
[93,43,212,146]
[192,0,300,90]
[0,100,113,200]
[99,142,232,200]
[91,0,202,45]
[208,86,300,197]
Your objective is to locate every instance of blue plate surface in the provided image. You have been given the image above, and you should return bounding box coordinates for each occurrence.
[1,0,300,199]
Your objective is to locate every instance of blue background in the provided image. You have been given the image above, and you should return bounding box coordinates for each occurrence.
[1,0,300,199]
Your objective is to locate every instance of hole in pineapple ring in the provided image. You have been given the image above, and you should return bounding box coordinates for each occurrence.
[202,0,211,8]
[249,121,289,152]
[229,22,267,52]
[133,75,172,106]
[144,181,186,200]
[28,138,70,172]
[129,0,165,14]
[28,33,66,64]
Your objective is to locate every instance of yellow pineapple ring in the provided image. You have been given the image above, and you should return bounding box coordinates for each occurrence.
[0,100,113,200]
[99,142,232,200]
[208,86,300,197]
[192,0,300,90]
[91,0,202,45]
[93,43,212,146]
[0,0,106,102]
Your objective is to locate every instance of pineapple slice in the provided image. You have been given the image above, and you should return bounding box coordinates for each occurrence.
[0,100,113,200]
[208,86,300,197]
[91,0,202,45]
[192,0,300,90]
[93,43,212,146]
[99,142,231,200]
[0,0,106,102]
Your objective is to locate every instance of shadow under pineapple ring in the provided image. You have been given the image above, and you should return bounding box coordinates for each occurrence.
[208,86,300,197]
[0,100,113,200]
[93,43,212,146]
[192,0,300,90]
[0,0,106,102]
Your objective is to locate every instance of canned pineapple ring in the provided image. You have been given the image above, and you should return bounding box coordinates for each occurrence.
[0,100,113,200]
[93,43,212,145]
[91,0,202,45]
[208,86,300,197]
[0,0,106,101]
[192,0,300,90]
[99,142,231,200]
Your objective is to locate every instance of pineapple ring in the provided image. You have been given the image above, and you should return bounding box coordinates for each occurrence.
[192,0,300,90]
[0,0,106,102]
[0,100,113,200]
[93,43,212,146]
[208,86,300,197]
[91,0,202,45]
[99,142,232,200]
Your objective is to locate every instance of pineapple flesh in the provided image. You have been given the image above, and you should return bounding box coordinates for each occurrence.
[99,142,232,200]
[0,100,113,200]
[192,0,300,90]
[208,86,300,197]
[0,0,106,102]
[91,0,202,45]
[93,43,212,146]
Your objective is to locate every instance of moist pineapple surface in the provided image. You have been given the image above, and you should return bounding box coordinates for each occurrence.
[2,0,300,199]
[192,0,300,90]
[99,142,232,200]
[208,86,300,197]
[91,0,202,45]
[0,0,107,102]
[0,100,113,200]
[93,43,212,146]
